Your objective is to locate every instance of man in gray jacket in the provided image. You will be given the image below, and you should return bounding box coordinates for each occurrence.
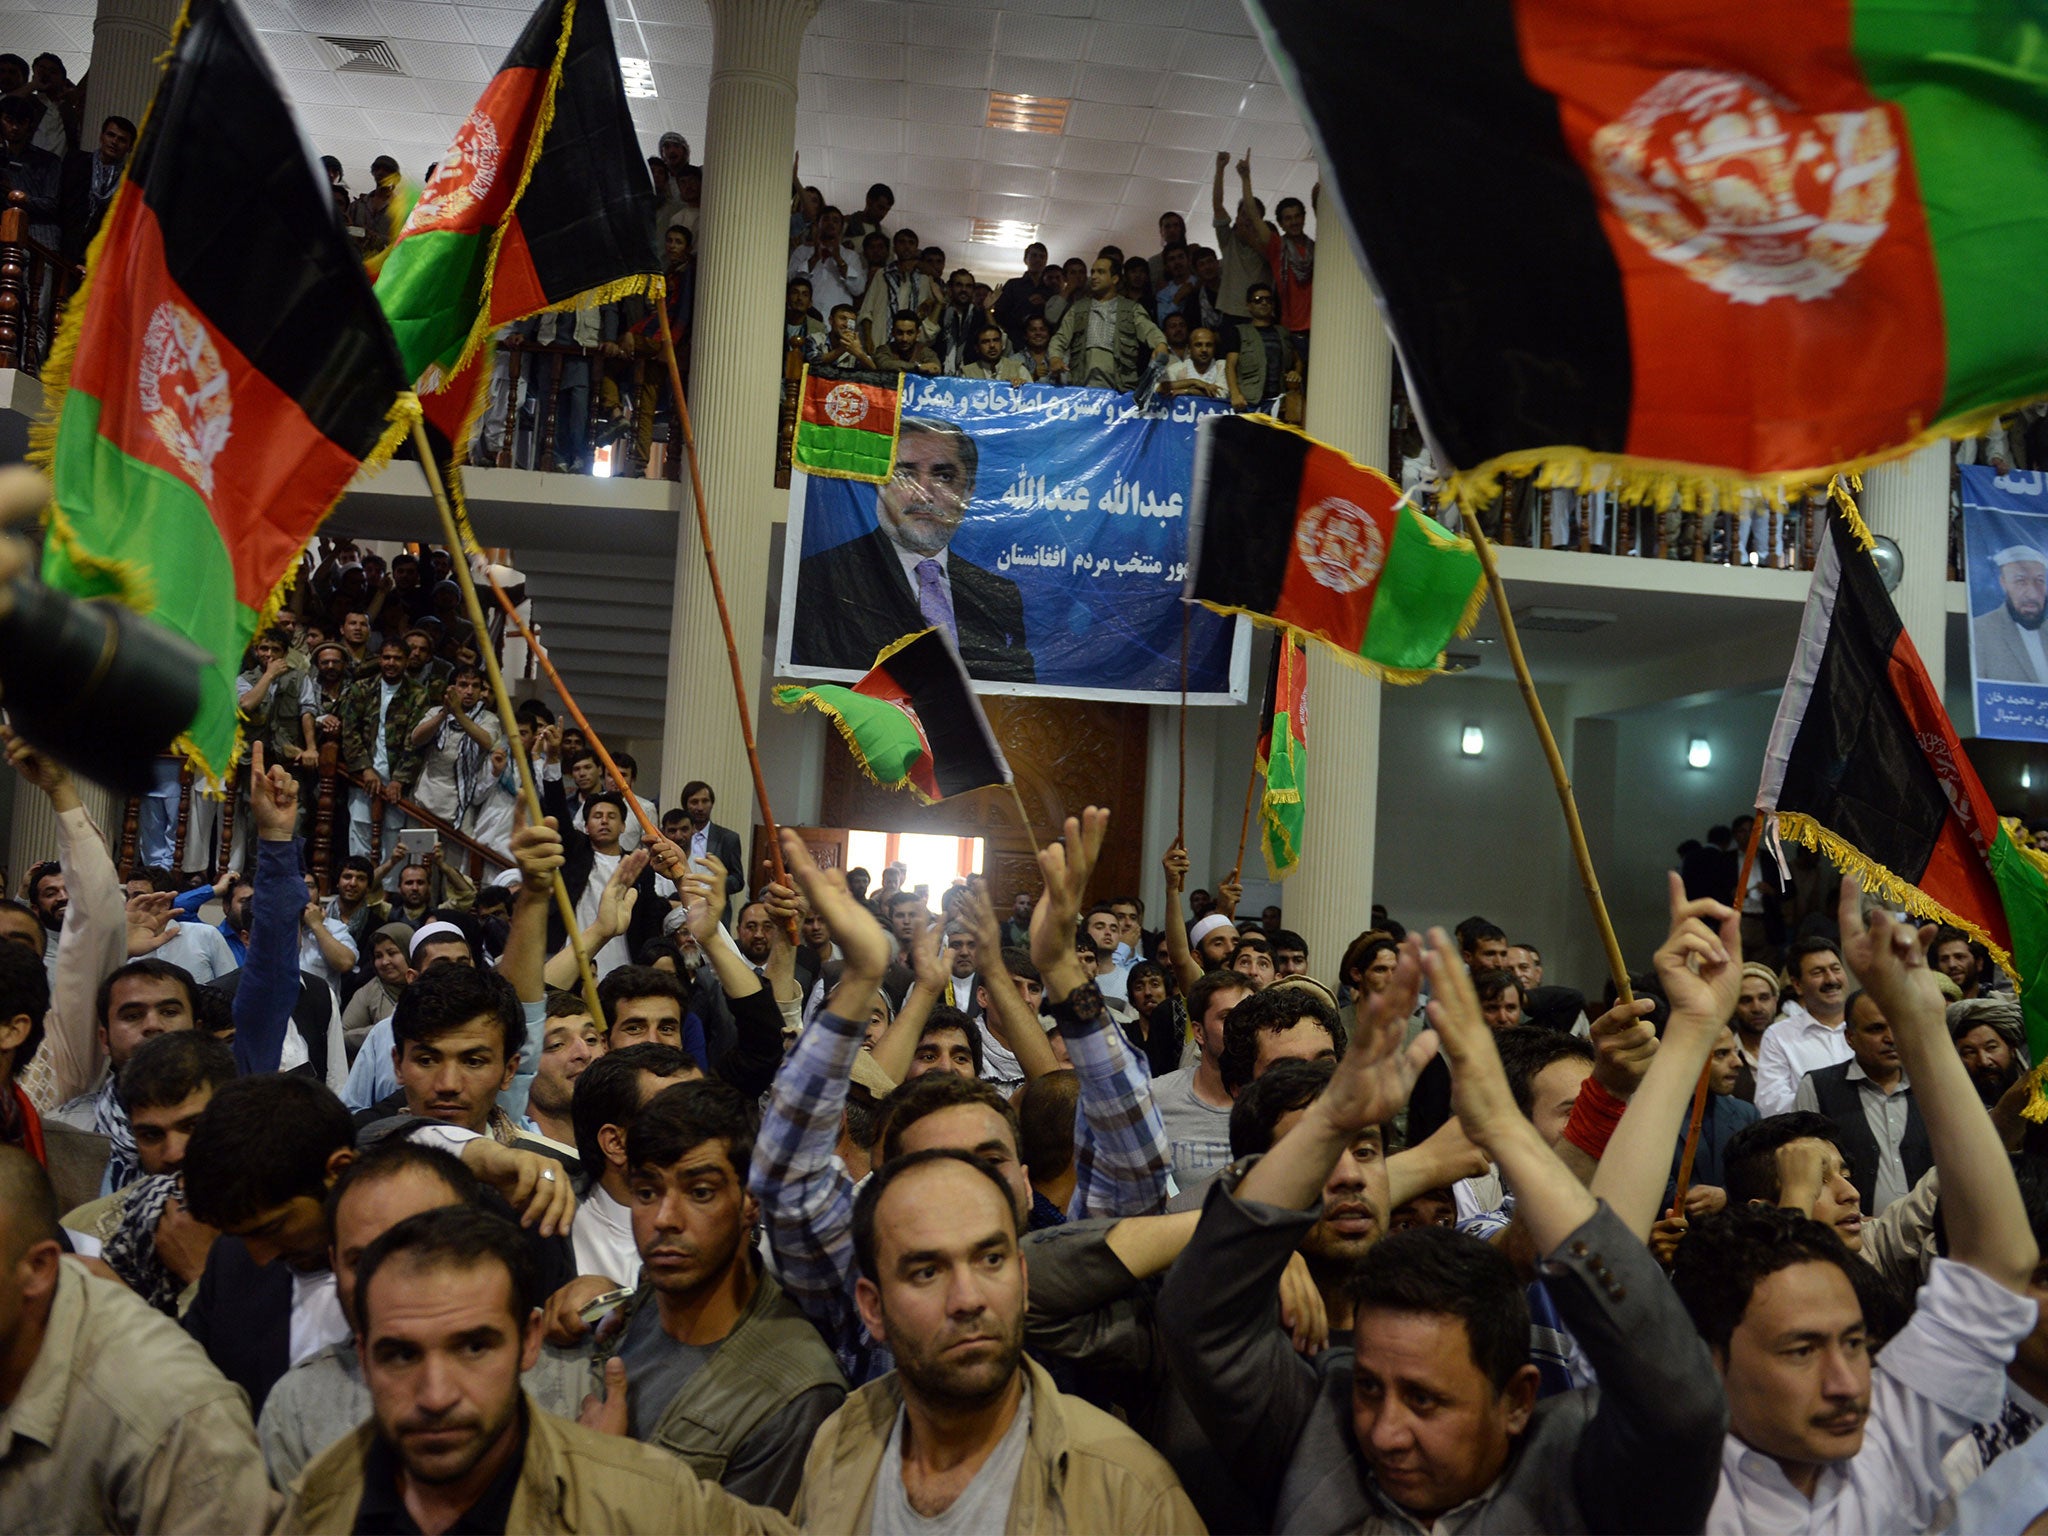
[1157,930,1728,1534]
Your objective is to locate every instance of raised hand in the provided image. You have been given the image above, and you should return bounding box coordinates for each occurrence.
[778,827,892,982]
[1652,871,1741,1029]
[1322,935,1437,1133]
[1162,843,1188,892]
[124,890,178,957]
[1835,874,1945,1034]
[510,819,563,896]
[1028,806,1108,999]
[246,742,300,841]
[595,849,647,937]
[1587,997,1659,1101]
[909,912,947,995]
[1423,929,1523,1154]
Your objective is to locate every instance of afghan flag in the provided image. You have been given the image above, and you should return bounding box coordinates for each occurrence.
[772,629,1008,804]
[1256,637,1307,881]
[794,364,901,483]
[376,0,658,392]
[1757,506,2014,963]
[1985,827,2048,1120]
[1249,0,2048,506]
[1188,414,1484,680]
[29,0,413,786]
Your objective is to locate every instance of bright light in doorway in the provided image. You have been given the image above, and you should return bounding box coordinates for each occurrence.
[1460,725,1484,758]
[1687,737,1712,770]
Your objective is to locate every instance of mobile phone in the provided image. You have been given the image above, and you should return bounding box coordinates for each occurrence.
[578,1286,635,1325]
[397,829,439,865]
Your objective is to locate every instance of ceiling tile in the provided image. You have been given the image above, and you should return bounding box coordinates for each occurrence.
[998,14,1089,61]
[240,0,297,28]
[256,28,328,70]
[1173,31,1266,80]
[824,113,903,153]
[1157,73,1248,117]
[654,62,711,99]
[1145,110,1227,151]
[1240,81,1298,122]
[901,154,982,191]
[980,127,1062,167]
[416,77,490,115]
[903,5,999,49]
[287,0,385,34]
[831,40,906,80]
[373,1,470,43]
[339,72,429,109]
[1055,136,1139,174]
[460,8,530,47]
[631,0,708,25]
[280,67,357,106]
[823,75,902,114]
[903,121,982,158]
[900,84,985,125]
[1063,100,1148,142]
[814,0,906,43]
[1118,0,1190,20]
[291,101,374,140]
[639,22,715,65]
[987,55,1075,99]
[975,191,1045,222]
[1180,0,1257,36]
[905,47,989,90]
[1085,21,1168,69]
[1135,144,1215,183]
[1243,121,1307,161]
[1122,176,1198,218]
[977,162,1050,198]
[1049,167,1128,205]
[1074,63,1160,107]
[398,39,490,82]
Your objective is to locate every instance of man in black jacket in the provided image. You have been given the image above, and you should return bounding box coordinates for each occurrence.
[542,786,666,972]
[1158,932,1726,1534]
[790,417,1034,683]
[1791,989,1930,1216]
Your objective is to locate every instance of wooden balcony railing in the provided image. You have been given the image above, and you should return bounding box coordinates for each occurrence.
[0,188,85,375]
[119,740,511,894]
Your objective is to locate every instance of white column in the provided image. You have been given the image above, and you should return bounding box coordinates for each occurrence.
[7,776,121,882]
[659,0,819,821]
[86,0,179,135]
[1859,442,1949,695]
[1289,217,1390,984]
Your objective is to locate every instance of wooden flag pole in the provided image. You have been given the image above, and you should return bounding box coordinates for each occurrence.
[651,281,788,894]
[1464,519,1634,1005]
[408,419,605,1028]
[1670,814,1766,1215]
[483,574,661,848]
[1006,781,1038,852]
[1231,753,1259,886]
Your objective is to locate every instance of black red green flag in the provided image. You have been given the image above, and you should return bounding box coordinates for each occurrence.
[1248,0,2048,506]
[30,0,414,784]
[1756,506,2013,959]
[376,0,659,533]
[794,364,902,483]
[772,629,1009,804]
[1256,637,1307,880]
[1189,414,1483,680]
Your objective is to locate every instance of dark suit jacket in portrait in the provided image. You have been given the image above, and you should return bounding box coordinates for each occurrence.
[791,526,1035,683]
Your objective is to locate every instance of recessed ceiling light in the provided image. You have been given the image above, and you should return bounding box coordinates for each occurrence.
[619,57,657,99]
[970,218,1040,245]
[986,92,1069,134]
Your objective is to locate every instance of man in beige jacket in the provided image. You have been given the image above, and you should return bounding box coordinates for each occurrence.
[280,1203,793,1535]
[792,1148,1204,1534]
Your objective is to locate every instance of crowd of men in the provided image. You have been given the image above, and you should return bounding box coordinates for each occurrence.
[785,150,1311,418]
[1,696,2045,1536]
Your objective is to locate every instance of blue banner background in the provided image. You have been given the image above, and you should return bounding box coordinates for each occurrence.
[776,377,1247,701]
[1960,462,2048,740]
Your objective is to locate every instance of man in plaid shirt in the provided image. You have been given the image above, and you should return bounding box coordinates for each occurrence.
[750,812,1170,1384]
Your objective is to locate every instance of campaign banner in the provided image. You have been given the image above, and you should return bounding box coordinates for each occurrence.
[775,376,1250,703]
[1961,462,2048,741]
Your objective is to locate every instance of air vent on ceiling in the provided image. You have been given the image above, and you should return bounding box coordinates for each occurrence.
[619,57,657,99]
[1514,607,1618,634]
[970,218,1040,245]
[319,36,406,75]
[987,92,1069,134]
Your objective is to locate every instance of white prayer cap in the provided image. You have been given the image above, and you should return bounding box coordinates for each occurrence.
[1189,913,1236,948]
[409,920,469,960]
[1992,545,2047,569]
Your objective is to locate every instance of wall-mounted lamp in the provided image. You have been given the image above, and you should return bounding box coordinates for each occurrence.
[2025,764,2034,792]
[1687,737,1712,770]
[1460,725,1485,758]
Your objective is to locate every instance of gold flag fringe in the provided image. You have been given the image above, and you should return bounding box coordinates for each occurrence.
[1436,390,2043,517]
[1771,811,2016,981]
[1999,820,2048,1123]
[771,684,941,807]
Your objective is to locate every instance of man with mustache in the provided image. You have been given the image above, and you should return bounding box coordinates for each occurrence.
[791,1148,1203,1533]
[581,1080,843,1512]
[1670,881,2040,1534]
[1948,997,2027,1106]
[1755,938,1853,1117]
[1972,544,2048,685]
[790,417,1034,683]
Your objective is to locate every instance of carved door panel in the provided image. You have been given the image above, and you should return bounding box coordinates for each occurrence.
[819,697,1149,906]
